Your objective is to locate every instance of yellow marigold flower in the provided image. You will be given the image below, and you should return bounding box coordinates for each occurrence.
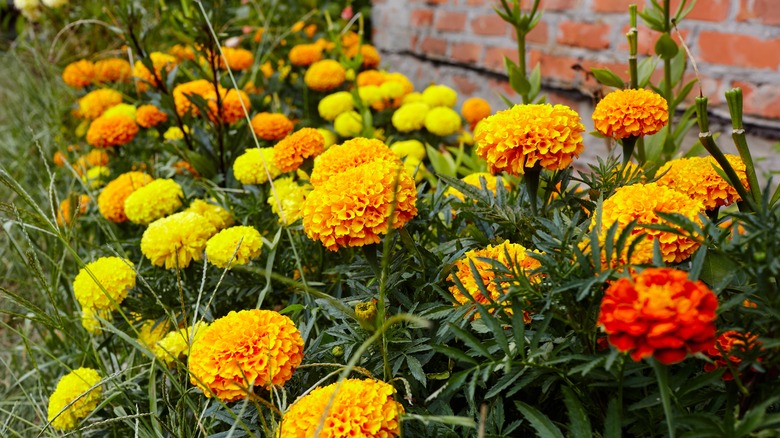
[164,126,185,141]
[86,113,139,148]
[274,128,325,172]
[392,102,430,132]
[133,52,177,92]
[402,91,424,104]
[303,159,418,251]
[590,183,704,266]
[289,44,323,66]
[73,256,135,312]
[318,91,354,121]
[74,150,109,176]
[82,165,110,188]
[136,104,168,128]
[278,379,403,438]
[185,199,234,231]
[124,179,183,225]
[359,85,384,107]
[385,72,415,95]
[304,59,346,92]
[260,61,274,78]
[462,97,491,130]
[169,44,196,62]
[81,308,109,335]
[268,176,312,225]
[445,172,511,202]
[77,89,123,120]
[189,309,304,401]
[346,44,381,69]
[251,112,294,141]
[141,212,217,269]
[137,320,169,351]
[655,155,748,210]
[448,241,540,322]
[57,194,90,226]
[422,84,457,108]
[292,20,305,32]
[47,368,102,431]
[153,321,208,365]
[379,81,406,103]
[318,128,337,149]
[205,226,262,269]
[390,139,426,161]
[310,137,399,187]
[94,58,132,83]
[218,47,254,71]
[233,147,283,184]
[98,171,153,223]
[62,59,95,89]
[334,110,363,138]
[593,88,668,139]
[425,106,462,136]
[102,103,137,121]
[357,69,385,87]
[475,103,585,175]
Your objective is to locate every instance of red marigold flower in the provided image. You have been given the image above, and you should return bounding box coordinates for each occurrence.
[597,267,718,364]
[273,128,325,172]
[704,331,762,381]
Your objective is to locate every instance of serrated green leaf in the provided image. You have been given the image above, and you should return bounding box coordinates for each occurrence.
[514,400,565,438]
[562,387,593,438]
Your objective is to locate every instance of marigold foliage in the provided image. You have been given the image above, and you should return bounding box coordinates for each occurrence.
[422,84,457,108]
[62,59,95,89]
[274,128,325,172]
[94,58,132,83]
[424,106,462,136]
[251,112,294,141]
[188,309,304,401]
[73,256,135,312]
[304,59,346,92]
[205,225,263,269]
[445,172,510,203]
[86,113,139,148]
[124,179,183,225]
[47,368,102,431]
[462,97,492,129]
[392,102,429,133]
[593,88,668,139]
[704,331,762,381]
[77,89,123,120]
[233,147,283,184]
[655,155,748,210]
[136,104,168,128]
[598,267,718,364]
[279,379,403,438]
[268,176,312,225]
[185,199,234,231]
[98,171,154,223]
[153,321,209,365]
[475,103,585,175]
[310,138,400,187]
[140,211,217,269]
[289,43,323,66]
[318,91,354,121]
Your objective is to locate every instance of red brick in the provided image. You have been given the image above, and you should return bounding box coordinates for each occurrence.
[735,81,780,119]
[487,77,518,98]
[471,14,509,37]
[521,0,580,11]
[595,0,729,20]
[452,74,479,96]
[682,73,722,106]
[410,9,433,27]
[484,46,519,71]
[528,51,579,83]
[738,0,780,25]
[510,20,549,44]
[557,21,611,50]
[420,37,448,57]
[435,11,467,32]
[698,31,780,70]
[593,0,633,13]
[451,42,482,63]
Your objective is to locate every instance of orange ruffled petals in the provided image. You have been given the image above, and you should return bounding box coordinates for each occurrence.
[273,128,325,172]
[704,330,762,381]
[593,88,668,139]
[309,137,399,187]
[655,155,748,210]
[251,112,294,141]
[86,114,139,148]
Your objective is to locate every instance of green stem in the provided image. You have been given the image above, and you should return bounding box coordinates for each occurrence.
[517,31,528,104]
[651,359,675,438]
[726,89,762,206]
[621,136,638,166]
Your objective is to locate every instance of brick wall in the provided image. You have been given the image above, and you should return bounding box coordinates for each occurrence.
[371,0,780,127]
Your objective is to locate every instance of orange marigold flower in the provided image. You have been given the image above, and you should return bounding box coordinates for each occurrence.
[341,31,360,49]
[173,160,199,177]
[279,379,403,438]
[704,331,762,381]
[597,267,718,364]
[309,137,399,187]
[74,149,110,176]
[655,154,748,210]
[220,88,251,124]
[302,158,417,251]
[589,183,703,266]
[62,59,95,89]
[140,211,217,269]
[253,27,265,43]
[136,104,168,128]
[218,47,254,71]
[169,44,196,61]
[593,88,668,139]
[447,241,540,322]
[57,194,90,226]
[462,97,492,130]
[304,23,317,38]
[188,309,304,401]
[273,128,325,172]
[475,103,585,175]
[288,44,323,66]
[77,89,123,120]
[86,114,139,148]
[357,69,385,87]
[53,150,68,167]
[251,112,294,141]
[346,44,381,69]
[94,58,132,83]
[173,79,218,117]
[133,52,177,92]
[304,59,346,92]
[97,171,153,223]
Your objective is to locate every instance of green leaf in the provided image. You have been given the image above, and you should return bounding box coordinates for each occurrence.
[562,387,593,438]
[637,57,659,88]
[514,400,565,438]
[508,59,531,96]
[591,68,625,89]
[655,33,679,60]
[604,398,622,438]
[448,322,494,360]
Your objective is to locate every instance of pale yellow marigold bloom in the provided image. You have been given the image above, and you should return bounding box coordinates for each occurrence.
[233,147,282,185]
[268,176,312,225]
[390,139,426,161]
[205,225,263,269]
[153,321,208,365]
[72,256,135,312]
[185,199,234,231]
[124,179,183,225]
[334,111,363,137]
[318,91,354,121]
[392,102,429,132]
[422,84,457,108]
[425,106,462,136]
[141,212,217,269]
[137,320,169,350]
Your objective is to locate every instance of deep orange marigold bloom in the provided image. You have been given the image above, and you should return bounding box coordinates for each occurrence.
[169,44,196,62]
[86,114,139,148]
[357,69,385,87]
[251,112,294,141]
[97,171,153,223]
[655,155,748,210]
[53,150,68,167]
[309,137,399,187]
[447,241,540,322]
[218,47,254,71]
[94,58,132,83]
[133,52,177,92]
[188,309,304,402]
[704,331,762,381]
[462,97,492,130]
[273,128,325,172]
[590,183,703,266]
[341,31,360,49]
[62,59,96,89]
[136,104,168,128]
[288,44,323,66]
[173,80,250,124]
[593,88,668,139]
[173,79,218,117]
[346,44,381,69]
[598,267,718,364]
[303,158,418,251]
[279,379,403,438]
[220,89,251,124]
[57,194,90,226]
[304,59,346,92]
[77,89,123,120]
[475,103,585,175]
